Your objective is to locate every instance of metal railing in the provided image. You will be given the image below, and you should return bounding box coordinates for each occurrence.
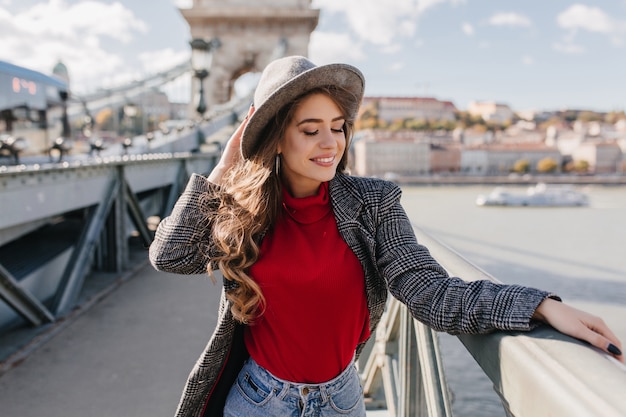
[410,226,626,417]
[0,153,219,328]
[359,296,453,417]
[0,97,249,331]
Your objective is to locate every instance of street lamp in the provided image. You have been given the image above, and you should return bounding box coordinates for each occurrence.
[49,136,72,162]
[59,90,71,139]
[0,135,27,165]
[189,38,220,119]
[120,101,138,137]
[81,100,95,139]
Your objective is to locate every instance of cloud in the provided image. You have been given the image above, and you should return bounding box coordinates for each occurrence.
[0,1,169,95]
[462,22,474,36]
[138,49,189,74]
[521,55,533,66]
[557,4,622,34]
[552,42,585,54]
[381,44,403,54]
[7,1,148,43]
[172,0,192,8]
[488,12,532,27]
[312,0,458,46]
[555,4,626,51]
[309,31,366,64]
[388,62,405,72]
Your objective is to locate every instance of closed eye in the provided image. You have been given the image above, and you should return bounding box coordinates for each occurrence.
[302,126,344,136]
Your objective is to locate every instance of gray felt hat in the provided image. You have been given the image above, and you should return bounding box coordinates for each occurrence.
[241,55,365,159]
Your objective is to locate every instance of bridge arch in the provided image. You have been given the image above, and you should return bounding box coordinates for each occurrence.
[180,0,319,108]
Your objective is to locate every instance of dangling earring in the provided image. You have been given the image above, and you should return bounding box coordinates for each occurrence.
[275,154,281,176]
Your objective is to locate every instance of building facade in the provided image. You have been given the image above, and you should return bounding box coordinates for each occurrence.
[572,142,623,173]
[466,143,562,174]
[468,101,514,124]
[360,96,457,123]
[353,130,430,177]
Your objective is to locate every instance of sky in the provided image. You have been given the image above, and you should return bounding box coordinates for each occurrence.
[1,0,625,113]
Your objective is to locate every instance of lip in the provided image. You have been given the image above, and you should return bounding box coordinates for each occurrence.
[310,154,336,166]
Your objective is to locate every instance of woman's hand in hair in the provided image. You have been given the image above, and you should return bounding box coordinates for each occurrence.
[208,105,255,185]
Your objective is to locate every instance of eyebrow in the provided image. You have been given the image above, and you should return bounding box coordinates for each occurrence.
[296,116,345,126]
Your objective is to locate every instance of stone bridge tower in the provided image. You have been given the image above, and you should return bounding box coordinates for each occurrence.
[181,0,320,110]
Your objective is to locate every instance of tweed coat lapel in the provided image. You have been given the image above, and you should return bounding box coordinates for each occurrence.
[329,173,390,339]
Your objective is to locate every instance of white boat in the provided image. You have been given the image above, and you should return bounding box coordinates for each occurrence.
[476,183,590,207]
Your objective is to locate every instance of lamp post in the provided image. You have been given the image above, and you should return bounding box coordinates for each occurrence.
[47,89,72,162]
[118,102,138,155]
[59,90,71,139]
[0,135,27,165]
[189,38,220,119]
[190,37,220,153]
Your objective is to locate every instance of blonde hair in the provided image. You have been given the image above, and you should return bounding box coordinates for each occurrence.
[207,85,359,323]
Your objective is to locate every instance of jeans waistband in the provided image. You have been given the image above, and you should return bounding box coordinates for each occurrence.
[245,356,356,398]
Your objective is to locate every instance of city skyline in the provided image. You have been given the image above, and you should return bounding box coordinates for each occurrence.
[0,0,625,113]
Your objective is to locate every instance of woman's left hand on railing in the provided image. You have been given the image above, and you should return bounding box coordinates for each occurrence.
[533,298,623,363]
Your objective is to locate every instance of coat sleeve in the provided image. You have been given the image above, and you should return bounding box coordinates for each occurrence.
[374,181,558,335]
[149,173,218,275]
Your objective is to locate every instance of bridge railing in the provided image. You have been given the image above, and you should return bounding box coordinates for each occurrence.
[0,152,220,329]
[0,97,250,333]
[388,226,626,417]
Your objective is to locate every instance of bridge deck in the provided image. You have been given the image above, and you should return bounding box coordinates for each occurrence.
[0,253,212,416]
[0,250,388,416]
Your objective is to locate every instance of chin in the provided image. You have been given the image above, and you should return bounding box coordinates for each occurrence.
[319,170,338,183]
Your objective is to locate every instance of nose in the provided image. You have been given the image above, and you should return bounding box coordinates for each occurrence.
[319,128,336,148]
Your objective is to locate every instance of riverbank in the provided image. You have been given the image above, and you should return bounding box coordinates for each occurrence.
[389,173,626,186]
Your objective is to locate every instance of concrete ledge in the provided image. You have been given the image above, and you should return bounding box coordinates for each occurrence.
[460,327,626,417]
[413,224,626,417]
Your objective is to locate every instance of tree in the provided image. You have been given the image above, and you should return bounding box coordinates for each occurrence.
[605,110,626,124]
[512,159,530,173]
[537,157,558,173]
[577,111,603,123]
[538,116,562,131]
[389,118,406,131]
[95,108,114,132]
[356,101,380,130]
[566,160,590,173]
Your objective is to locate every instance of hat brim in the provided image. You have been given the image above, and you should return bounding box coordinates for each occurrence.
[241,63,364,159]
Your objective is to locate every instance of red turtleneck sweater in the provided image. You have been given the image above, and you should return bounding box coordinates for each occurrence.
[244,182,371,383]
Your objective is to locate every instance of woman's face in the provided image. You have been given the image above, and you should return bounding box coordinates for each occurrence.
[278,93,346,198]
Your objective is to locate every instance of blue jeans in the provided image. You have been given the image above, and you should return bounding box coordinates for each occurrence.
[224,357,366,417]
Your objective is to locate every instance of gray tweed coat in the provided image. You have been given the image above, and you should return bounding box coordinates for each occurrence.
[149,172,553,417]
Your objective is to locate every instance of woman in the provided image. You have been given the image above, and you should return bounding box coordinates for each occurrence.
[149,56,622,417]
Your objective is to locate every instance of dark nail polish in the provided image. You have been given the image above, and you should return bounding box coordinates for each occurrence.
[608,343,622,356]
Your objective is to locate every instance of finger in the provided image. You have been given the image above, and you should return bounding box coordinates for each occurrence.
[229,104,255,143]
[542,302,624,362]
[607,343,624,363]
[575,318,624,362]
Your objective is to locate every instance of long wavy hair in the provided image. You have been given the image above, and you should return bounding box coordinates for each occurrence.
[207,85,360,324]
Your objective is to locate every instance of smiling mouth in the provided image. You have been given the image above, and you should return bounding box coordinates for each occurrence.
[311,156,335,164]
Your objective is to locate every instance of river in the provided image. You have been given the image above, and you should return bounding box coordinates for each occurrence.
[399,183,626,417]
